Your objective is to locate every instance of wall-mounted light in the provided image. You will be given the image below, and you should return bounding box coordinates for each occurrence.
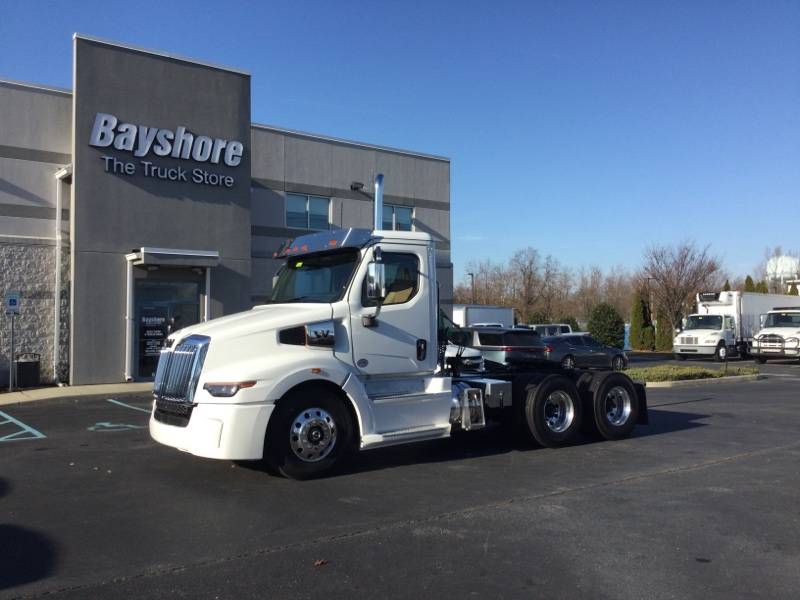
[350,181,364,191]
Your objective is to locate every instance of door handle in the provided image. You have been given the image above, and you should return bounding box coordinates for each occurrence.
[416,339,427,361]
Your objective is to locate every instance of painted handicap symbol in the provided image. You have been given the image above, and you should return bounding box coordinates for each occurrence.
[87,422,146,432]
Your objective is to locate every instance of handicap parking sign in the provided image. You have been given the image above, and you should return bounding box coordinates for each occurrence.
[4,292,20,315]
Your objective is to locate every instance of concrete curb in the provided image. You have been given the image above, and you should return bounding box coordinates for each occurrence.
[638,374,765,388]
[0,382,152,406]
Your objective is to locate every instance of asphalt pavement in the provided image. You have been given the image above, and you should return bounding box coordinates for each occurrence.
[1,364,799,599]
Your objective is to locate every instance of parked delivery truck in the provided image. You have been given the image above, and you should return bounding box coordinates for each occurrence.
[673,290,800,361]
[149,175,647,479]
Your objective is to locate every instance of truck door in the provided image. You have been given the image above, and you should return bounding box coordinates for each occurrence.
[349,245,436,376]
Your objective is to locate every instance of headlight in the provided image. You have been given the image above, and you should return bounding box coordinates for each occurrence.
[785,338,799,346]
[203,381,256,397]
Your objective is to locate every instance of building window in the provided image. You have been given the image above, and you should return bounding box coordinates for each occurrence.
[382,204,413,231]
[286,193,330,230]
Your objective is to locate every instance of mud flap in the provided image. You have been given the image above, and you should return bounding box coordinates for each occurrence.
[634,381,649,424]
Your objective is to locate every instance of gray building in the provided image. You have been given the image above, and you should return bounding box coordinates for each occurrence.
[0,35,452,386]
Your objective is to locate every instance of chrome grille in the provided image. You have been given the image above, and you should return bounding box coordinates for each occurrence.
[680,336,698,345]
[153,335,210,403]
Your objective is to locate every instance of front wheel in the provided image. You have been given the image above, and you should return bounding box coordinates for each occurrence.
[524,375,582,447]
[265,386,354,480]
[714,343,728,362]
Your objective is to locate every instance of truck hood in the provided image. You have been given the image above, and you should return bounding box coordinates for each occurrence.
[171,303,334,343]
[676,329,722,338]
[755,327,800,339]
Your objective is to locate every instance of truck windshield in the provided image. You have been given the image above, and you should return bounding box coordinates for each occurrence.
[763,312,800,328]
[684,315,722,330]
[269,249,359,304]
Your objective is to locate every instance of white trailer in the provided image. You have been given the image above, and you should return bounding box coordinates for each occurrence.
[452,304,515,328]
[673,291,800,361]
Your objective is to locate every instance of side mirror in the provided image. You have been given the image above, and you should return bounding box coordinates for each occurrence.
[366,262,386,300]
[759,314,766,328]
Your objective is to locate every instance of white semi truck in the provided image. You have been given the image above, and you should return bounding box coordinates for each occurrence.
[751,307,800,363]
[673,291,800,361]
[149,175,647,479]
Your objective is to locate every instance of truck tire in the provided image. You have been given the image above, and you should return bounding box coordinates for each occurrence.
[266,386,354,480]
[590,372,639,440]
[524,375,582,447]
[737,343,749,359]
[714,342,728,362]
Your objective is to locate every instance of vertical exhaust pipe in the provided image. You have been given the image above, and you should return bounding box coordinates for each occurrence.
[374,173,384,231]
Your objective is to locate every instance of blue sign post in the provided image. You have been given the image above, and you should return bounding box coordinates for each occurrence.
[5,292,20,391]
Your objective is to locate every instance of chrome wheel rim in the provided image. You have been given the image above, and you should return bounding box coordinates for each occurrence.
[719,346,727,360]
[543,390,574,433]
[562,356,574,369]
[604,386,632,426]
[290,407,337,462]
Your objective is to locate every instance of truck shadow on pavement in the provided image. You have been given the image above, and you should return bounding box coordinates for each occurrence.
[331,408,710,477]
[0,477,60,592]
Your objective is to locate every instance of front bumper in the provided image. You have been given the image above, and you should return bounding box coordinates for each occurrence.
[673,344,716,356]
[149,401,275,460]
[751,347,800,359]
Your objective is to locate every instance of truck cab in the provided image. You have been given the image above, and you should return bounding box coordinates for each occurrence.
[673,313,736,361]
[751,309,800,363]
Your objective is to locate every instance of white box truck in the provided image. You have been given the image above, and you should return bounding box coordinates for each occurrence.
[673,291,800,361]
[751,307,800,363]
[149,175,647,479]
[452,304,515,328]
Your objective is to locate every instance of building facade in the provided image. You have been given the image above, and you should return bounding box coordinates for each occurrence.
[0,35,452,386]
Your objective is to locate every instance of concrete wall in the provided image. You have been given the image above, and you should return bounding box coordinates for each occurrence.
[0,80,72,385]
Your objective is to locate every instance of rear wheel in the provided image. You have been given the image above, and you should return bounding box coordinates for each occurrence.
[265,386,354,480]
[524,375,582,447]
[561,355,576,370]
[590,373,639,440]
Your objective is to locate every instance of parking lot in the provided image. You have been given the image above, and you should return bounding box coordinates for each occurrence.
[1,360,800,599]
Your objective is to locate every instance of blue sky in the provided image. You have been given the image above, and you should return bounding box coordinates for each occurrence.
[2,1,798,285]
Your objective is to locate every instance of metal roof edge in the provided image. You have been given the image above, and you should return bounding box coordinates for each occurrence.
[73,33,250,77]
[251,122,450,162]
[0,78,72,95]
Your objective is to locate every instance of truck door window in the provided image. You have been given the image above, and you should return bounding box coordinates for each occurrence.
[362,253,419,307]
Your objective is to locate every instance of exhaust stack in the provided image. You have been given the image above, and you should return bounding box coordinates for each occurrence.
[374,173,384,231]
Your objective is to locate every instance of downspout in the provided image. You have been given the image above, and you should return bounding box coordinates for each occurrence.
[53,165,72,384]
[373,173,384,230]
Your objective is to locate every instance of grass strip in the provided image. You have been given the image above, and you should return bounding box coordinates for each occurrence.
[625,365,759,383]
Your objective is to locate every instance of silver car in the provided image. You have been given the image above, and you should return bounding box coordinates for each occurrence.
[449,327,546,368]
[542,334,627,370]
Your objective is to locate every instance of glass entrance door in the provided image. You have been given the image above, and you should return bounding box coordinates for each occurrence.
[135,280,201,379]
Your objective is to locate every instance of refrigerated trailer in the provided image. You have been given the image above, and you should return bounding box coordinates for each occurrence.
[149,175,647,479]
[673,290,800,361]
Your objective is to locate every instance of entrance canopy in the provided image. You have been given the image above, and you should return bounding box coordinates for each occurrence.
[125,247,220,268]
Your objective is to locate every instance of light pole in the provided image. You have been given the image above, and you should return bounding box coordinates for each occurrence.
[467,272,475,304]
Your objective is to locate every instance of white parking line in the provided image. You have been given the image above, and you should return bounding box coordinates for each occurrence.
[106,398,152,414]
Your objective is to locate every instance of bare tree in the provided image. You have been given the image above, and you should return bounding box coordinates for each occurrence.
[641,241,721,332]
